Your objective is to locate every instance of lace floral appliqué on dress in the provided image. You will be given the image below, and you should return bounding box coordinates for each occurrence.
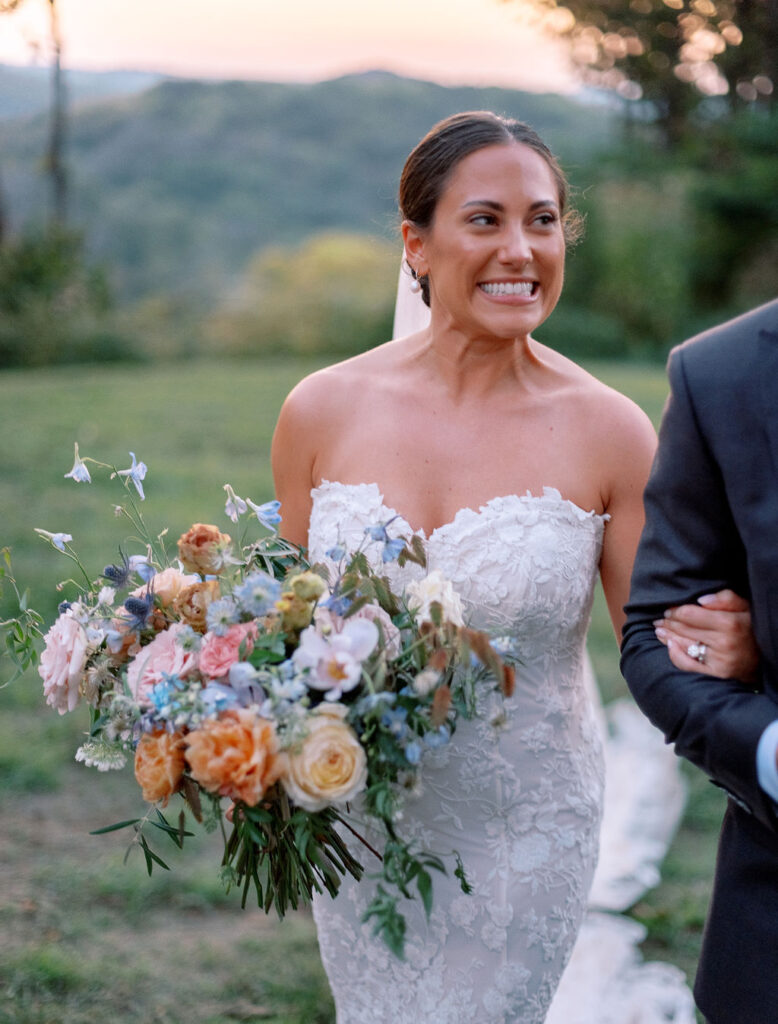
[308,481,607,1024]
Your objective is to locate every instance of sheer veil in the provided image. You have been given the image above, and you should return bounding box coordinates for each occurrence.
[392,263,430,338]
[390,256,695,1023]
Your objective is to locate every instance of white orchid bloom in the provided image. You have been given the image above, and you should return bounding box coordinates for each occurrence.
[293,617,379,700]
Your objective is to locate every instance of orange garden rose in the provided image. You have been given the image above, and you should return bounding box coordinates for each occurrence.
[184,709,285,806]
[177,523,232,575]
[134,730,186,805]
[173,579,221,632]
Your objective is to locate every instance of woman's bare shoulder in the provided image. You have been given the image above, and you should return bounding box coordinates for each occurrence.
[279,339,415,421]
[540,346,655,441]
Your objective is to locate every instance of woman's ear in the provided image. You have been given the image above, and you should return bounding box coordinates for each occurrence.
[401,220,427,277]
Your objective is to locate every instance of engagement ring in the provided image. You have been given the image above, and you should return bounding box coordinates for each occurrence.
[686,641,707,664]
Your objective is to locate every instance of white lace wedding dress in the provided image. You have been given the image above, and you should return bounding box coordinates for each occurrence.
[308,480,607,1024]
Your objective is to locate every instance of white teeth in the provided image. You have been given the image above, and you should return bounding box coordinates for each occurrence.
[480,281,534,296]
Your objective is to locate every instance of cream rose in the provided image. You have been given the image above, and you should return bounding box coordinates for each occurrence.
[39,610,89,714]
[282,704,368,812]
[405,570,465,627]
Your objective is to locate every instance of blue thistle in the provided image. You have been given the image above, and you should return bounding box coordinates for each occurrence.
[103,549,133,589]
[123,592,155,632]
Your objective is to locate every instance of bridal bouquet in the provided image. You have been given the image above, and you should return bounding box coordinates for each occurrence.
[5,447,517,958]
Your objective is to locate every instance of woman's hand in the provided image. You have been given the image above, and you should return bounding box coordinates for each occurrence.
[653,589,760,683]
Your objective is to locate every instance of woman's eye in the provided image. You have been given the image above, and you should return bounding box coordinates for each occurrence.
[469,213,496,226]
[534,212,558,226]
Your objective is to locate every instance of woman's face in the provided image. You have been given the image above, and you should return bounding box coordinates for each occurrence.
[404,142,566,341]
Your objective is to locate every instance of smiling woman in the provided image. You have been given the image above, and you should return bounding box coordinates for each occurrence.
[265,110,756,1023]
[402,144,567,342]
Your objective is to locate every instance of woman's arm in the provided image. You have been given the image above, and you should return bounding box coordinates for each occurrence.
[270,379,321,549]
[597,392,759,683]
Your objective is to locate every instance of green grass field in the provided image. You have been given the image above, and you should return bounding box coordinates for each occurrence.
[0,357,721,1022]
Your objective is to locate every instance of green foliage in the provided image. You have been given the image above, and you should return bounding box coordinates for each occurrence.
[688,109,778,308]
[0,229,128,367]
[522,0,776,144]
[209,231,398,357]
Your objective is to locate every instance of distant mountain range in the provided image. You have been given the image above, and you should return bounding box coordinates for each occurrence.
[0,63,166,121]
[0,68,619,303]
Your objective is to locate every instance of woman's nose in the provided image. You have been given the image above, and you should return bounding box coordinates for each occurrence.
[497,225,531,265]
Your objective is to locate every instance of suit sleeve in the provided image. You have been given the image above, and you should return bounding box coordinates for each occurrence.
[620,346,778,831]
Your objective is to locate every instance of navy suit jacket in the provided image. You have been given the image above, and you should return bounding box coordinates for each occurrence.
[621,298,778,1023]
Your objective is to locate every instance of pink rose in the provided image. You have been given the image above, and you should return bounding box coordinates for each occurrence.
[126,623,199,705]
[39,611,89,714]
[199,622,257,679]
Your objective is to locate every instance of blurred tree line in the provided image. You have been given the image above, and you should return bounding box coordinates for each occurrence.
[0,0,775,367]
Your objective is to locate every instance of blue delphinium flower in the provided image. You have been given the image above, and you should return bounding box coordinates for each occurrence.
[322,589,352,617]
[424,725,451,748]
[117,452,148,500]
[326,543,346,561]
[206,597,240,636]
[150,674,185,717]
[490,635,521,663]
[64,443,91,483]
[223,484,248,523]
[200,682,242,715]
[404,740,423,765]
[130,556,156,584]
[246,498,282,530]
[35,529,73,552]
[381,706,409,740]
[233,571,282,617]
[365,519,407,562]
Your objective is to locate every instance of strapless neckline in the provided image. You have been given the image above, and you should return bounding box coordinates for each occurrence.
[311,479,608,543]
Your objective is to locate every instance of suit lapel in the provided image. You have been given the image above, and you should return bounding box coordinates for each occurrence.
[760,326,778,476]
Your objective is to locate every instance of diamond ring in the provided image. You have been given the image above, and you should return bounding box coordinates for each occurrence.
[686,642,707,664]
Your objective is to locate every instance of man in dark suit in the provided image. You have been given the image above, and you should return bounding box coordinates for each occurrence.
[621,298,778,1024]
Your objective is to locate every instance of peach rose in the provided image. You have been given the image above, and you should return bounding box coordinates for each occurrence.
[199,621,257,679]
[131,567,198,610]
[134,730,186,805]
[282,704,367,812]
[173,579,221,633]
[39,610,89,714]
[126,623,199,705]
[177,523,231,575]
[184,708,285,806]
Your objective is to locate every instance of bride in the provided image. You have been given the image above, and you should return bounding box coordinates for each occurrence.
[271,112,754,1023]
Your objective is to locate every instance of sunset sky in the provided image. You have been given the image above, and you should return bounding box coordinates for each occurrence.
[0,0,574,93]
